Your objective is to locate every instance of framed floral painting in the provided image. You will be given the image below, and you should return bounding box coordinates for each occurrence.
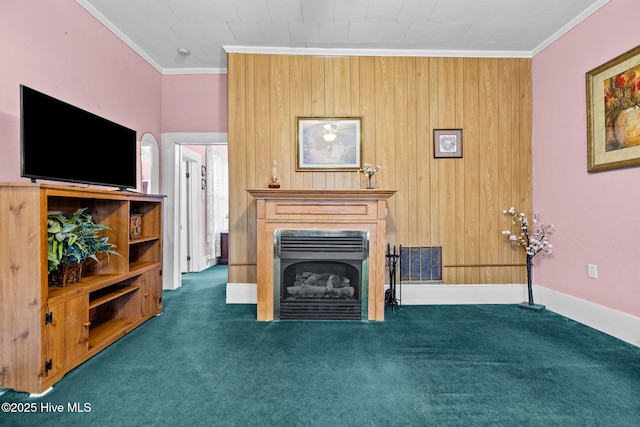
[296,117,362,171]
[586,44,640,172]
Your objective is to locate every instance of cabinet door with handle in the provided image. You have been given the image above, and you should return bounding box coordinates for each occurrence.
[45,296,89,377]
[142,269,163,318]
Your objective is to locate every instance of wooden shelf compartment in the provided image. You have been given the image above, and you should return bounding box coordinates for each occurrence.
[89,283,140,309]
[88,318,139,351]
[130,201,161,240]
[47,195,126,238]
[48,273,122,302]
[129,239,161,266]
[88,283,141,349]
[129,259,162,275]
[48,268,160,302]
[47,195,130,276]
[129,236,159,245]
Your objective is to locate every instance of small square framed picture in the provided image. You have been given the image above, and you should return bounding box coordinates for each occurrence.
[130,214,142,240]
[434,129,463,158]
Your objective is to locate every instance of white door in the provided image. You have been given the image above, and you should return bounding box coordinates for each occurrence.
[179,147,201,274]
[179,159,192,272]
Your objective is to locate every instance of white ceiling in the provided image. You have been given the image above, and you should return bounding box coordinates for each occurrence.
[77,0,608,74]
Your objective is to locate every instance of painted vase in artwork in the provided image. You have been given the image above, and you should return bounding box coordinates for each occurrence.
[611,106,640,150]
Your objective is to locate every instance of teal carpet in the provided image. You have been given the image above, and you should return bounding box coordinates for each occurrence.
[2,265,640,426]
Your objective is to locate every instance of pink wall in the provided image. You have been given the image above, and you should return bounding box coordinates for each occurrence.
[162,74,227,132]
[532,0,640,317]
[6,0,636,317]
[0,0,163,188]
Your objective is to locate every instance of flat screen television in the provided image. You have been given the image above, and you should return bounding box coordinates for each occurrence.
[20,85,137,190]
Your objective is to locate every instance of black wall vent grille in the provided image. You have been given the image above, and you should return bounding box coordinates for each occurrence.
[399,246,443,282]
[277,231,368,260]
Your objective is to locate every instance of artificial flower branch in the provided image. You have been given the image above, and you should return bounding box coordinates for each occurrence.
[502,207,554,258]
[502,207,554,307]
[358,163,382,189]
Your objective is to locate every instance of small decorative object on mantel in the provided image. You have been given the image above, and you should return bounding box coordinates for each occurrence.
[47,208,120,287]
[130,213,142,240]
[502,207,554,311]
[358,163,382,189]
[268,159,280,188]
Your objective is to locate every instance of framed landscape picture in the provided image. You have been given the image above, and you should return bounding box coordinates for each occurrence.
[296,117,362,171]
[586,44,640,172]
[434,129,463,158]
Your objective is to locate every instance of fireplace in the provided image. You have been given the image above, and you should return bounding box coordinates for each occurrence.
[275,230,368,320]
[247,188,396,321]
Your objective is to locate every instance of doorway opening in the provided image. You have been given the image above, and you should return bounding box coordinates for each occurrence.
[161,133,229,290]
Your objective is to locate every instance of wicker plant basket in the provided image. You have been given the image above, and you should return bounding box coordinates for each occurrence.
[48,262,84,287]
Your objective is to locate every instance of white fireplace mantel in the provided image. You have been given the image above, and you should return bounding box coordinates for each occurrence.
[247,188,397,321]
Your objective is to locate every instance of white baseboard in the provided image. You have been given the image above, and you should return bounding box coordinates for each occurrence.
[29,387,54,398]
[226,283,257,304]
[396,283,527,305]
[225,282,640,347]
[535,285,640,347]
[226,282,528,305]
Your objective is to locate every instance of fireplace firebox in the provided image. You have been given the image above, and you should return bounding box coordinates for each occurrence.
[275,230,369,320]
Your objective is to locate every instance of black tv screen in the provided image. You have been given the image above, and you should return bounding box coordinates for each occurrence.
[20,85,137,189]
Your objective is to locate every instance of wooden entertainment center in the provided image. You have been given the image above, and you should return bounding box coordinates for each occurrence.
[0,183,164,394]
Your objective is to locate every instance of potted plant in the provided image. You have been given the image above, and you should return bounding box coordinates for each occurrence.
[47,208,119,287]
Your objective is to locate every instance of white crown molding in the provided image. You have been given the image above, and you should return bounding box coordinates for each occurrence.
[77,0,227,75]
[78,0,610,74]
[531,0,610,56]
[223,45,532,59]
[162,68,228,75]
[76,0,164,73]
[163,132,228,145]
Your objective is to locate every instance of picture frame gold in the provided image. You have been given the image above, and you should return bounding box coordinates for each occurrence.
[586,44,640,172]
[296,117,363,171]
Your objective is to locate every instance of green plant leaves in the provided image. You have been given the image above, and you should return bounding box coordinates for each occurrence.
[47,208,119,274]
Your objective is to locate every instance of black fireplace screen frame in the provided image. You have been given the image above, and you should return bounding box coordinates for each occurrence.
[273,230,369,320]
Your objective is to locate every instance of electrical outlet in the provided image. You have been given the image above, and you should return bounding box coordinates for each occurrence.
[587,264,598,279]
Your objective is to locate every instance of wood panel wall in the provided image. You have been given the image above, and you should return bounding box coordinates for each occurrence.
[228,53,532,285]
